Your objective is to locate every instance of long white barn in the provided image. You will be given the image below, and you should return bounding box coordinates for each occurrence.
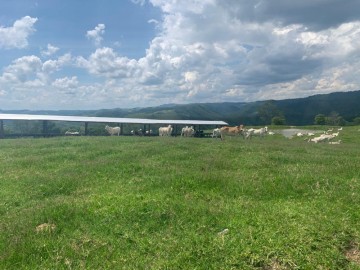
[0,113,228,125]
[0,113,228,137]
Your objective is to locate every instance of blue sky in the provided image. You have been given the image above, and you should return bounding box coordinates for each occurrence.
[1,0,360,110]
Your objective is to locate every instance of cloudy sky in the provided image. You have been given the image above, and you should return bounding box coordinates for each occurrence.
[1,0,360,110]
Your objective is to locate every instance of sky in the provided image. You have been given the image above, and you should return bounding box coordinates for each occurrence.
[1,0,360,110]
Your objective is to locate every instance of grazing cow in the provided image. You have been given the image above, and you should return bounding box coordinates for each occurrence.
[159,125,173,136]
[145,129,153,136]
[211,128,221,138]
[308,133,336,143]
[181,126,195,137]
[181,126,188,137]
[65,131,80,136]
[131,129,143,136]
[105,125,120,136]
[220,125,245,140]
[245,126,268,139]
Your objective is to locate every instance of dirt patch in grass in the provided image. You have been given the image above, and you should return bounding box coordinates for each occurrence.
[35,223,56,233]
[263,259,290,270]
[345,241,360,265]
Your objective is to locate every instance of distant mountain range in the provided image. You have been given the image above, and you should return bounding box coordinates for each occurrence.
[2,90,360,125]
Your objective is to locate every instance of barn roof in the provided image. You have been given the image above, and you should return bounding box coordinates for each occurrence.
[0,113,228,126]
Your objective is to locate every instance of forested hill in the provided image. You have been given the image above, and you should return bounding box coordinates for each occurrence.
[1,90,360,125]
[274,90,360,125]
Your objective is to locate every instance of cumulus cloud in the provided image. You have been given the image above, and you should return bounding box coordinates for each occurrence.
[2,1,360,109]
[42,53,72,74]
[0,53,73,88]
[76,47,138,78]
[41,44,59,57]
[127,0,360,103]
[0,16,38,49]
[131,0,146,6]
[65,0,360,107]
[52,76,79,90]
[218,0,360,31]
[86,24,105,47]
[2,55,43,83]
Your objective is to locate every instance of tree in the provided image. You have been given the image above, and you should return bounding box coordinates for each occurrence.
[271,116,286,125]
[326,111,345,126]
[314,114,326,125]
[257,101,283,125]
[353,117,360,125]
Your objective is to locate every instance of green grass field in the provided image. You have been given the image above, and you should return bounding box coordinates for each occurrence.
[1,127,360,269]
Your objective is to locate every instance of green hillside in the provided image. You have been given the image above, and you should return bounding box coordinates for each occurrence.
[2,90,360,125]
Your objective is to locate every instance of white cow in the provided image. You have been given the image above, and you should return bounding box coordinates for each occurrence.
[159,125,173,136]
[181,126,195,137]
[308,133,336,143]
[296,132,305,137]
[105,125,120,136]
[211,128,221,138]
[245,126,268,139]
[181,126,188,137]
[65,131,80,136]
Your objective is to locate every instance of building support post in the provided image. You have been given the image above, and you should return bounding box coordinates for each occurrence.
[84,122,89,136]
[0,120,4,139]
[42,120,49,137]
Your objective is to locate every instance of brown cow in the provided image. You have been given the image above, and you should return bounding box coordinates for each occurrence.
[220,125,245,140]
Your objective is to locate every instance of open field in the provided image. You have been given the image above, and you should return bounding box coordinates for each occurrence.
[1,127,360,269]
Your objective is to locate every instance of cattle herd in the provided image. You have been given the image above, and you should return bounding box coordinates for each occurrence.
[64,124,344,144]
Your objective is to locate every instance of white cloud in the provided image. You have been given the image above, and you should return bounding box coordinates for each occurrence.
[76,47,137,78]
[41,44,59,57]
[42,53,72,74]
[0,16,38,49]
[131,0,360,103]
[0,53,75,101]
[131,0,146,6]
[2,1,360,110]
[2,55,42,83]
[184,71,198,83]
[52,76,79,89]
[86,24,105,47]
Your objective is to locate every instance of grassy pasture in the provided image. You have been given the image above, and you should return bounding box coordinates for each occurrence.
[0,127,360,269]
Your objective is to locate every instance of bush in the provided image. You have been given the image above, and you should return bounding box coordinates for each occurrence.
[271,116,286,125]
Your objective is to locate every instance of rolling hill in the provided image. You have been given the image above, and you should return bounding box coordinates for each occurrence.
[1,90,360,125]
